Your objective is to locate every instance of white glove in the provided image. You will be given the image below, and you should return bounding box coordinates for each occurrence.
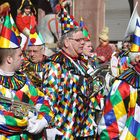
[23,27,30,36]
[46,128,63,140]
[27,117,48,134]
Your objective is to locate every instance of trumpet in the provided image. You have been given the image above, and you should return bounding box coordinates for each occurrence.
[0,95,37,118]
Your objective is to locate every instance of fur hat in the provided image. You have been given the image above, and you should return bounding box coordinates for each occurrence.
[99,27,109,41]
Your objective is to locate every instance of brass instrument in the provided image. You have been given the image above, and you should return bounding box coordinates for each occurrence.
[88,62,110,98]
[0,95,37,118]
[87,74,105,98]
[92,62,110,77]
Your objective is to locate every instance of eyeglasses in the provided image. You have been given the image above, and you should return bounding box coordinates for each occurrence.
[69,38,85,42]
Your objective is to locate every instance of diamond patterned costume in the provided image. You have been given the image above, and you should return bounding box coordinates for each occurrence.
[0,71,53,140]
[98,65,140,140]
[43,50,102,139]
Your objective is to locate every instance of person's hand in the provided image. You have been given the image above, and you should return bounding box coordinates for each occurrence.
[46,128,63,140]
[26,117,48,134]
[97,56,105,62]
[23,27,30,36]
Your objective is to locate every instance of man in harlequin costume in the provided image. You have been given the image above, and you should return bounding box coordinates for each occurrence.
[20,32,49,90]
[97,21,140,140]
[16,0,37,37]
[0,12,54,140]
[42,8,100,140]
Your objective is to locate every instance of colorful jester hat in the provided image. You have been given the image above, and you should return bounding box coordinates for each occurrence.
[28,31,45,47]
[0,12,20,49]
[79,17,91,41]
[60,7,79,35]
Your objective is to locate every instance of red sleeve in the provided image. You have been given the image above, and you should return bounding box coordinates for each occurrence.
[16,14,37,34]
[30,15,37,34]
[16,14,26,33]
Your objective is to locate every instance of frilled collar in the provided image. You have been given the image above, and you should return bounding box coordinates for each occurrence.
[0,71,26,91]
[21,58,45,72]
[48,51,89,75]
[61,50,79,60]
[118,64,140,88]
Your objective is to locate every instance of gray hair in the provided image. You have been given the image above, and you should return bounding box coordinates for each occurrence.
[58,28,82,48]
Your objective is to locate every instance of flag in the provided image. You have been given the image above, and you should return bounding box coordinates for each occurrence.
[0,13,20,49]
[130,19,140,52]
[124,1,140,39]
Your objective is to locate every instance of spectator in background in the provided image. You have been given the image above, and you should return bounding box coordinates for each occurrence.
[94,27,116,64]
[16,0,37,37]
[82,39,99,70]
[82,39,93,57]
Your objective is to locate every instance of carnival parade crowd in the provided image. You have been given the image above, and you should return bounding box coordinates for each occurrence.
[0,0,140,140]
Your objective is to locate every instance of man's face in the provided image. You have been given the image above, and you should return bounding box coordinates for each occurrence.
[27,45,44,63]
[67,30,85,56]
[12,48,23,71]
[83,41,93,57]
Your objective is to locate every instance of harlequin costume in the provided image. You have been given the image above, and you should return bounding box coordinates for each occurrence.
[20,27,47,90]
[0,71,54,140]
[0,10,53,140]
[20,56,47,90]
[42,50,103,139]
[98,63,140,140]
[98,22,140,139]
